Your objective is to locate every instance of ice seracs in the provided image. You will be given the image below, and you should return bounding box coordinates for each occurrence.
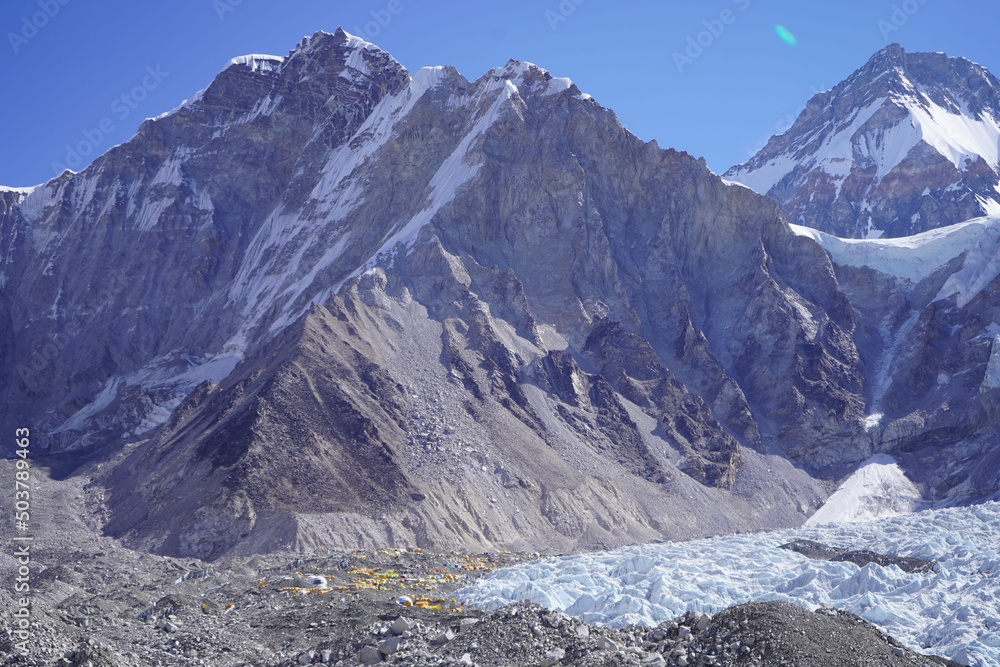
[790,215,1000,307]
[224,53,285,73]
[458,502,1000,666]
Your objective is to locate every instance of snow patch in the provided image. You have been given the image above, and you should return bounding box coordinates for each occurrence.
[863,412,883,431]
[981,334,1000,392]
[805,454,921,526]
[52,378,122,434]
[365,75,519,261]
[908,96,1000,172]
[343,40,374,77]
[132,195,174,232]
[51,349,244,437]
[150,156,184,187]
[340,30,379,53]
[977,195,1000,217]
[543,76,573,96]
[719,178,755,191]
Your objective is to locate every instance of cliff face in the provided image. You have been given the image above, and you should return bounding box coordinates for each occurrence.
[5,33,1000,558]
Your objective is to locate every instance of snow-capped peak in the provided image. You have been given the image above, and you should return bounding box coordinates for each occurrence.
[291,28,392,64]
[486,59,592,100]
[726,45,1000,239]
[337,28,379,53]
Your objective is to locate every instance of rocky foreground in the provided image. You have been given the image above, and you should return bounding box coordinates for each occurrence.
[0,540,961,667]
[0,550,955,667]
[0,462,964,666]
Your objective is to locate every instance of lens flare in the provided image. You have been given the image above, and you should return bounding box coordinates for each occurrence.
[775,25,797,46]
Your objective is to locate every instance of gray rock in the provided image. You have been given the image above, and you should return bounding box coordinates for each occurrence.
[695,613,711,632]
[431,629,455,645]
[597,636,619,651]
[541,647,565,666]
[356,646,382,665]
[389,616,412,635]
[378,635,402,656]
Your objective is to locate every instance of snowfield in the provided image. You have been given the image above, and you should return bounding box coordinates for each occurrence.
[804,454,922,526]
[457,502,1000,666]
[790,215,1000,308]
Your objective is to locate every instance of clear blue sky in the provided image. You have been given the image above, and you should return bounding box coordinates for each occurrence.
[2,0,999,187]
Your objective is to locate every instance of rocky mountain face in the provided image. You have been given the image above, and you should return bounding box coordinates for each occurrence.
[792,218,1000,505]
[726,44,1000,239]
[3,32,1000,559]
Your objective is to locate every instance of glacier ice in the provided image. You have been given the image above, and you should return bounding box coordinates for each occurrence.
[457,502,1000,666]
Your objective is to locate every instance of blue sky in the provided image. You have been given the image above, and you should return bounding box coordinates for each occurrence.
[2,0,998,187]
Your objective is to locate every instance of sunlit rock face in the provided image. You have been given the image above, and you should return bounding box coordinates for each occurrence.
[4,34,1000,558]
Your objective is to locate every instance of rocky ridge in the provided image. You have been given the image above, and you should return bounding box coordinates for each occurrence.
[4,29,860,557]
[3,34,1000,558]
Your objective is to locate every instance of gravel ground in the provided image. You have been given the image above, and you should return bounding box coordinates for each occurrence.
[0,461,963,666]
[0,543,963,667]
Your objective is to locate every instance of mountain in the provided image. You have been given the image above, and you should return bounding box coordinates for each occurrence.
[726,44,1000,239]
[3,33,1000,559]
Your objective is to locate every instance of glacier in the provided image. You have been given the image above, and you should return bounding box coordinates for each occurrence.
[457,502,1000,666]
[790,215,1000,307]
